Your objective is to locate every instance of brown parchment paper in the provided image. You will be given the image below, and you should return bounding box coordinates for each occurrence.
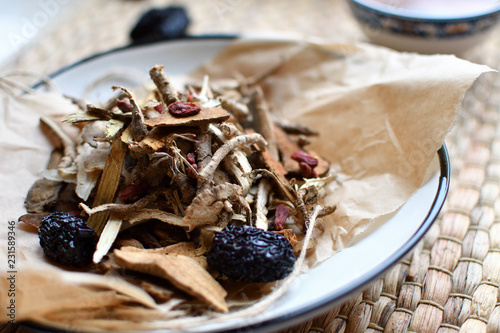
[0,38,491,331]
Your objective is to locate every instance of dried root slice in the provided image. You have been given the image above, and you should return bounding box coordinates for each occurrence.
[254,178,271,230]
[93,214,122,264]
[114,248,228,312]
[119,242,207,269]
[182,184,242,231]
[86,137,127,235]
[197,133,267,190]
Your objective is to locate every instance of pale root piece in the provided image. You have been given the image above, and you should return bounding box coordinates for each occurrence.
[197,133,267,189]
[182,184,242,231]
[208,124,252,194]
[87,137,127,235]
[144,106,230,128]
[254,178,271,230]
[93,214,123,264]
[113,249,228,312]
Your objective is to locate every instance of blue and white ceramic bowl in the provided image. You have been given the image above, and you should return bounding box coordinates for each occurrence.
[347,0,500,54]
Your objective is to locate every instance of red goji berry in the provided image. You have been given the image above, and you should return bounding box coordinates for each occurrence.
[116,98,132,113]
[274,204,290,231]
[187,163,198,179]
[291,151,318,168]
[186,152,196,164]
[154,103,164,113]
[298,162,318,178]
[168,102,201,117]
[120,180,148,202]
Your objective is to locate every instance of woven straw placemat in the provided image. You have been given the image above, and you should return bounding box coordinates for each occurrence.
[2,1,500,332]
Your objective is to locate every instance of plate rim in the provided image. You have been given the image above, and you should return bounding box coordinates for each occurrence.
[27,36,451,333]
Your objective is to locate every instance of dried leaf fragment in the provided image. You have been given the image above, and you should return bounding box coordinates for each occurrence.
[114,248,228,312]
[25,178,65,213]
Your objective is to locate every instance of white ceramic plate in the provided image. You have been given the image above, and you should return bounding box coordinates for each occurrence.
[31,37,449,333]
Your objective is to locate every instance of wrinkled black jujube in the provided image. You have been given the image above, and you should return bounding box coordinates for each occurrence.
[38,212,98,267]
[207,225,296,283]
[130,6,190,43]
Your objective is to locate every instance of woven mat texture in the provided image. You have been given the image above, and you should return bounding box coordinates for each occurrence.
[3,1,500,332]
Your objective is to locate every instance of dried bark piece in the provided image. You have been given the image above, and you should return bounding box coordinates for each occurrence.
[144,106,230,128]
[274,123,303,174]
[248,87,279,159]
[259,146,289,186]
[139,281,174,303]
[182,184,242,231]
[273,118,319,136]
[114,248,228,312]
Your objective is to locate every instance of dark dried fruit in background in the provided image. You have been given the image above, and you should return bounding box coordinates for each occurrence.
[38,212,98,267]
[274,204,290,231]
[207,225,296,282]
[168,102,201,117]
[130,6,190,43]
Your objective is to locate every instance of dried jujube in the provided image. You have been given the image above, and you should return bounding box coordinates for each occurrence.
[38,212,98,267]
[207,225,296,282]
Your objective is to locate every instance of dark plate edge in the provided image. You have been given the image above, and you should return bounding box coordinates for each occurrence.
[22,37,451,333]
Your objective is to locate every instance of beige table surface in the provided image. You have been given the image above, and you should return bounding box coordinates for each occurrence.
[2,1,500,332]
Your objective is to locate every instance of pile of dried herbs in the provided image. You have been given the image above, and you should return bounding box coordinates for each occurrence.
[20,64,336,314]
